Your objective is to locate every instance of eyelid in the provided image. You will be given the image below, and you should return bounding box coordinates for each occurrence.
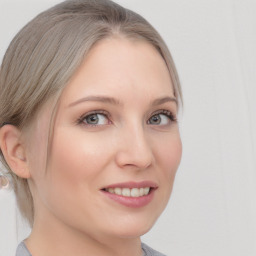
[75,109,177,127]
[76,110,111,126]
[150,109,177,121]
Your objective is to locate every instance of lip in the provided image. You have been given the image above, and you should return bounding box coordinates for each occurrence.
[100,181,158,208]
[103,181,158,189]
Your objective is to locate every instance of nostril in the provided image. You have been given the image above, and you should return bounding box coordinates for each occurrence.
[114,137,153,169]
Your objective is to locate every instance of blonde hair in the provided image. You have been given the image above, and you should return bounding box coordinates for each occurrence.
[0,0,182,226]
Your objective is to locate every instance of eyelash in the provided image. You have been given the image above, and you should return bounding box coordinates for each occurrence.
[77,110,111,127]
[76,109,177,127]
[149,109,177,123]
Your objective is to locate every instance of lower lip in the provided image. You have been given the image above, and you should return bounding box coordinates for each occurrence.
[101,189,156,208]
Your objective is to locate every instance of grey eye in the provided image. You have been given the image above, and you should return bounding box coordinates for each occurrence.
[148,114,170,125]
[149,114,161,124]
[84,113,108,125]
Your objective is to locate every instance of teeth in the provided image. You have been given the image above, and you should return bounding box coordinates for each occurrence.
[139,188,144,196]
[114,188,122,195]
[108,188,115,194]
[131,188,139,197]
[144,187,150,195]
[105,187,151,197]
[122,188,131,197]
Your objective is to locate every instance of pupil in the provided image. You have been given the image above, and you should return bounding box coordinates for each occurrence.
[152,115,160,124]
[87,114,98,124]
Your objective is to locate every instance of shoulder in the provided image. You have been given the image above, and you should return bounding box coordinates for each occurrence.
[141,243,166,256]
[16,242,32,256]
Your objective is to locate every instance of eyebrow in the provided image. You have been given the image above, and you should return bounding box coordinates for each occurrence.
[68,95,177,107]
[151,96,178,106]
[68,95,121,107]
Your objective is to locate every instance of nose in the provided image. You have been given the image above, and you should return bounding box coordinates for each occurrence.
[114,124,153,170]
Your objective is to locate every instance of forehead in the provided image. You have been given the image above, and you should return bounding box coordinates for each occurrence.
[60,37,174,105]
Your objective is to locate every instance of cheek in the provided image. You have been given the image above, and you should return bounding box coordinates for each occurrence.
[48,128,112,185]
[41,128,117,224]
[154,133,182,178]
[149,133,182,218]
[26,125,49,180]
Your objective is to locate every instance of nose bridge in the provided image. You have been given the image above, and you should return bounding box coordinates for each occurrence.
[115,119,153,169]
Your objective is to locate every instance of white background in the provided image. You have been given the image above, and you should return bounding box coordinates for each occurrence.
[0,0,255,255]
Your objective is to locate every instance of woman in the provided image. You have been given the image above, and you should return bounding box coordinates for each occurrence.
[0,0,182,255]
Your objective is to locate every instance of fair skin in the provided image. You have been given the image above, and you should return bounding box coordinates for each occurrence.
[0,37,182,256]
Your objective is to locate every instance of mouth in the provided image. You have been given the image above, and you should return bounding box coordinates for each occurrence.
[100,181,157,208]
[102,187,152,197]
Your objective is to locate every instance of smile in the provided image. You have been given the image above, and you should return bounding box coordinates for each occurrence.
[103,187,151,197]
[101,181,157,208]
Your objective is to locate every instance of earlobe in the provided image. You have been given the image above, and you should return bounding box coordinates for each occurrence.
[0,125,30,179]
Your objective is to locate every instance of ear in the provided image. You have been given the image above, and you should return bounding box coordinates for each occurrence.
[0,125,30,179]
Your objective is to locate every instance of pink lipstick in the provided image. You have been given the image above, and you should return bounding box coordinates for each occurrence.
[101,181,157,208]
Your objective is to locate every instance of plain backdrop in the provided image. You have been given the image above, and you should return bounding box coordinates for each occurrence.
[0,0,255,255]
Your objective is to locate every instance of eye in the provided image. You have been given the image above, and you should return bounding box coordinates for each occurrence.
[148,114,168,125]
[78,112,110,126]
[148,110,176,126]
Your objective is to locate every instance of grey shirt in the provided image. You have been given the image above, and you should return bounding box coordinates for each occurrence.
[16,242,166,256]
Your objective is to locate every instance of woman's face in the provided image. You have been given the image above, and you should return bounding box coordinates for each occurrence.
[27,37,182,241]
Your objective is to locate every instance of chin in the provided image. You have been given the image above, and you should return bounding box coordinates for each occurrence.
[104,213,160,239]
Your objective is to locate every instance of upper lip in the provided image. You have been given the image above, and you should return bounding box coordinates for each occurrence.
[102,181,158,189]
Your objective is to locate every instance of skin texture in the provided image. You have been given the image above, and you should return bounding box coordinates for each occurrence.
[2,37,182,256]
